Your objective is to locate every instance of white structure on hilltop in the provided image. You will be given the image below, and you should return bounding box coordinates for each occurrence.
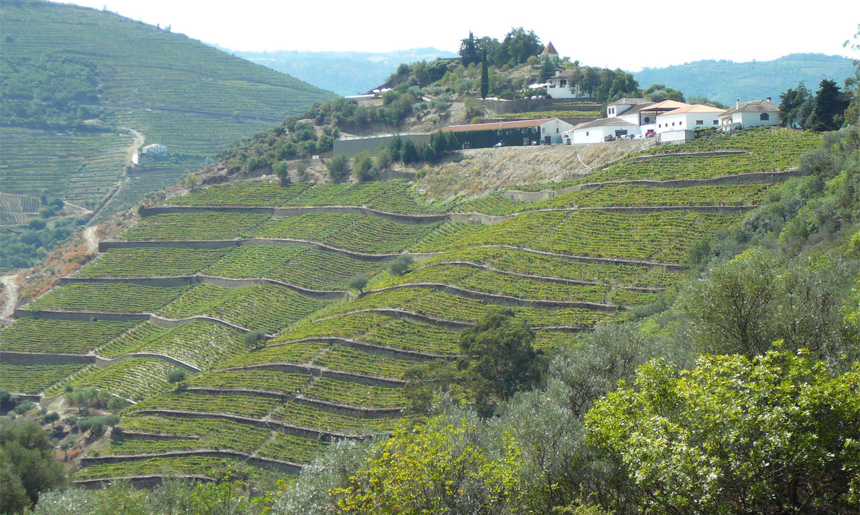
[719,98,781,130]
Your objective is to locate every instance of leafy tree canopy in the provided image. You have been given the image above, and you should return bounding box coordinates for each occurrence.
[587,349,860,514]
[0,417,67,514]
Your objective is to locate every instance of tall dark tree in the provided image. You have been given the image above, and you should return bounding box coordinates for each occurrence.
[498,27,542,67]
[480,50,489,100]
[458,307,545,417]
[779,82,814,128]
[459,31,480,67]
[476,36,501,67]
[807,79,850,131]
[538,56,556,82]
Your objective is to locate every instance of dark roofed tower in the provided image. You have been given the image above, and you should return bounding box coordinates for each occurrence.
[541,41,559,57]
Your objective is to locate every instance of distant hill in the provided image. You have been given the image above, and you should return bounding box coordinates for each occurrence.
[634,54,856,106]
[225,48,459,97]
[0,0,336,221]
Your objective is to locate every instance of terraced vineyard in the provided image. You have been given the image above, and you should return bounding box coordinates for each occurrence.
[0,319,137,355]
[0,128,817,485]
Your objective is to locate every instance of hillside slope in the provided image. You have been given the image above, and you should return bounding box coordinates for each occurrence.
[0,127,822,487]
[635,53,856,106]
[0,0,336,221]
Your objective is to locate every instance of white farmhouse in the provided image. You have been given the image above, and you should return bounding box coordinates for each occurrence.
[567,118,641,144]
[655,104,724,134]
[545,70,579,99]
[719,98,781,130]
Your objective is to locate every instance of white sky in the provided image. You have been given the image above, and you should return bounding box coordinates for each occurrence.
[55,0,859,71]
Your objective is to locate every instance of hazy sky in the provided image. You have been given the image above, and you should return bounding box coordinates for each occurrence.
[55,0,859,71]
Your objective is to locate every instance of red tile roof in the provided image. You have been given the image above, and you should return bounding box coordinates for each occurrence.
[441,119,553,133]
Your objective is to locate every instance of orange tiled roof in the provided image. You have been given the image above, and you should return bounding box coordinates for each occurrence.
[441,119,554,133]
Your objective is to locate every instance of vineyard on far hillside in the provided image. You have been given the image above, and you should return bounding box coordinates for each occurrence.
[0,0,334,222]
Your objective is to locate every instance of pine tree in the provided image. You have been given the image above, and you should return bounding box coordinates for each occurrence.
[459,32,479,67]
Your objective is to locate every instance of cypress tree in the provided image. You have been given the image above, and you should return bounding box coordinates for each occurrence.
[480,50,489,100]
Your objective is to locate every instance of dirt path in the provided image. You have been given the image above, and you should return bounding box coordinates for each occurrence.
[1,274,19,319]
[122,127,145,167]
[83,226,99,255]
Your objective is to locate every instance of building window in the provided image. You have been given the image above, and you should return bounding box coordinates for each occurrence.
[644,116,651,123]
[696,120,703,125]
[713,120,719,125]
[760,113,770,121]
[586,132,589,136]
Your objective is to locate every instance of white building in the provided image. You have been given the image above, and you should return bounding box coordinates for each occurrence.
[141,143,168,155]
[607,98,653,124]
[545,70,579,99]
[719,98,781,130]
[442,118,574,146]
[567,118,641,144]
[655,104,725,134]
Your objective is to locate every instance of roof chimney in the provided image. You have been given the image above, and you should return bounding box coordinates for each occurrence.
[766,96,771,103]
[736,98,740,108]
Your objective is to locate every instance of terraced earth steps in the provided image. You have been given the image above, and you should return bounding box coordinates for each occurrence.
[417,261,666,293]
[504,169,808,202]
[129,409,365,440]
[361,283,620,312]
[478,245,688,272]
[99,238,401,260]
[94,352,201,373]
[13,309,262,337]
[625,150,752,161]
[118,431,201,441]
[314,308,476,330]
[0,351,95,366]
[143,205,449,225]
[179,387,403,419]
[219,363,406,388]
[266,336,454,361]
[73,475,216,489]
[61,275,346,299]
[79,450,302,475]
